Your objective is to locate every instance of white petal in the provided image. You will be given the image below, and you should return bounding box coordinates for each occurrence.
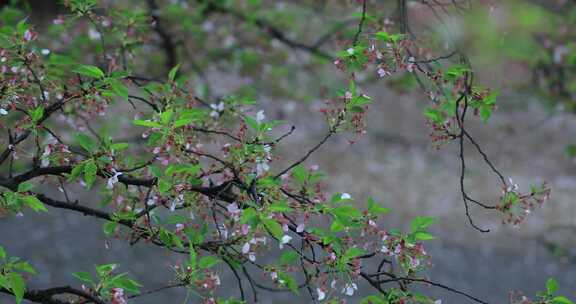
[256,110,266,123]
[227,202,239,213]
[242,242,251,254]
[317,288,326,301]
[296,223,305,233]
[340,193,352,200]
[281,235,292,244]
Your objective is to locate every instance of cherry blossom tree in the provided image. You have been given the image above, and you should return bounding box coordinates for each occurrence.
[0,1,572,304]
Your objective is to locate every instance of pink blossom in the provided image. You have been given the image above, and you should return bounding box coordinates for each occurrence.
[296,223,305,233]
[23,30,34,42]
[111,288,127,304]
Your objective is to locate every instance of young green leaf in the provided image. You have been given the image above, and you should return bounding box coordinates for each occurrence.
[168,64,180,82]
[73,64,105,78]
[552,296,574,304]
[547,278,559,294]
[261,218,283,240]
[414,231,435,241]
[17,182,34,193]
[410,216,436,231]
[8,273,25,304]
[367,197,390,215]
[133,119,162,128]
[110,79,129,100]
[75,133,97,153]
[279,251,299,266]
[30,106,44,123]
[199,256,220,269]
[84,159,98,189]
[20,195,48,212]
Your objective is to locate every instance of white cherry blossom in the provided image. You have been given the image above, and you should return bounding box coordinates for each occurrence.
[106,169,123,190]
[317,288,326,301]
[256,110,266,123]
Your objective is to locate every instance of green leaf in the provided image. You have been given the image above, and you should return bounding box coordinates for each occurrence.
[261,217,283,240]
[20,195,48,212]
[110,143,129,151]
[168,64,180,82]
[75,133,97,153]
[17,182,34,193]
[173,118,193,128]
[157,179,171,194]
[269,200,292,212]
[179,108,207,122]
[410,216,436,231]
[96,263,117,277]
[547,278,559,294]
[110,79,129,100]
[103,221,117,235]
[565,144,576,158]
[375,31,404,43]
[199,256,220,269]
[160,109,173,125]
[13,262,36,274]
[0,246,5,259]
[133,119,162,128]
[165,164,200,176]
[110,273,141,293]
[158,229,174,247]
[73,64,105,78]
[68,163,85,182]
[553,296,574,304]
[292,165,307,183]
[49,54,75,66]
[30,106,44,123]
[361,295,386,304]
[8,273,25,304]
[0,275,9,290]
[331,205,362,219]
[16,19,28,34]
[424,107,444,124]
[277,272,299,295]
[367,197,390,215]
[279,251,299,266]
[244,116,259,131]
[479,105,492,123]
[73,271,93,283]
[343,247,365,261]
[240,207,259,226]
[83,159,98,189]
[414,231,435,241]
[188,247,197,270]
[330,219,345,232]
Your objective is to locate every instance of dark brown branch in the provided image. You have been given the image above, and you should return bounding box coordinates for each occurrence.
[1,285,105,304]
[203,0,333,60]
[376,276,490,304]
[146,0,178,72]
[273,118,342,179]
[352,0,368,46]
